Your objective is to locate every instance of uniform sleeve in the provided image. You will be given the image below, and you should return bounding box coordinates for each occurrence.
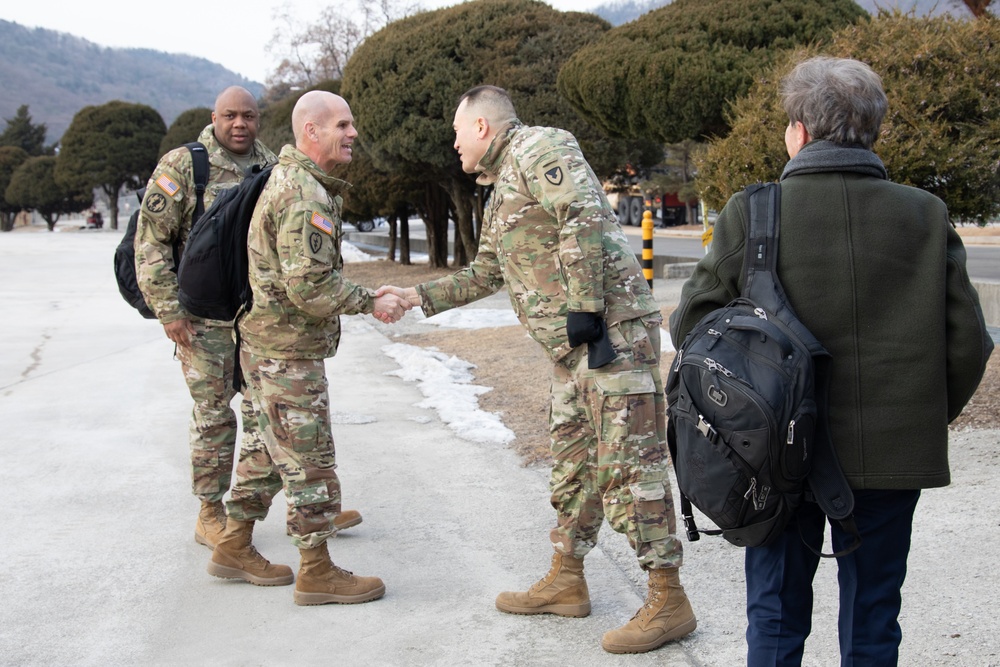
[134,156,195,324]
[522,145,607,313]
[943,221,995,421]
[668,193,747,345]
[416,228,505,317]
[276,200,374,318]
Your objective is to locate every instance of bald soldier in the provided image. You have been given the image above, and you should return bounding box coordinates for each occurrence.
[382,85,697,654]
[134,86,363,550]
[206,91,410,604]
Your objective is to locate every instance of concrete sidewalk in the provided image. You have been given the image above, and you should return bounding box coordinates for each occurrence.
[1,229,998,666]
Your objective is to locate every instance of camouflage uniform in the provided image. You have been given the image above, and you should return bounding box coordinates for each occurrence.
[228,145,377,548]
[134,124,276,502]
[417,121,682,569]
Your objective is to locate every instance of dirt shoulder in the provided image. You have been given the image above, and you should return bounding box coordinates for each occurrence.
[344,257,999,466]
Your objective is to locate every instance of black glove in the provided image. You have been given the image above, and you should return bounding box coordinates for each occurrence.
[566,311,604,348]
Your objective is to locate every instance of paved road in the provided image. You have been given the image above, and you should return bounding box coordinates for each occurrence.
[618,226,1000,282]
[2,228,999,666]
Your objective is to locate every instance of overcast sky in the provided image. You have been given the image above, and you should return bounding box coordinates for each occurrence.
[3,0,604,84]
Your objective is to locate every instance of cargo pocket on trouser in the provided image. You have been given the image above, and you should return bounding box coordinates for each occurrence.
[627,478,673,543]
[594,369,662,537]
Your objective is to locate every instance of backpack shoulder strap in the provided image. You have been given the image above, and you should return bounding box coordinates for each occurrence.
[742,182,784,311]
[742,183,861,557]
[184,141,209,222]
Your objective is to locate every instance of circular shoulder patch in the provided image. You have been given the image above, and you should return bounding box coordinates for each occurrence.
[145,192,168,213]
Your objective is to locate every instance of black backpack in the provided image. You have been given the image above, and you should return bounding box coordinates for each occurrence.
[176,164,273,322]
[666,183,859,556]
[114,142,209,319]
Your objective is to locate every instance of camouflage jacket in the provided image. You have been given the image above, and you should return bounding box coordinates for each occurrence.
[134,124,276,325]
[417,121,659,361]
[238,145,375,360]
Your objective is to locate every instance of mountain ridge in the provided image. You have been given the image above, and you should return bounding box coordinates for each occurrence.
[0,19,263,144]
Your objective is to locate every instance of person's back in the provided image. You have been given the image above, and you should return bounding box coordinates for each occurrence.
[669,56,992,666]
[776,167,981,487]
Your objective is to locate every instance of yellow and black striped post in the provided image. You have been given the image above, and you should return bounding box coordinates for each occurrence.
[641,205,654,290]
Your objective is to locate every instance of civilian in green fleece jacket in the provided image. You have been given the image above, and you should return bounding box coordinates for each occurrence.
[669,56,993,667]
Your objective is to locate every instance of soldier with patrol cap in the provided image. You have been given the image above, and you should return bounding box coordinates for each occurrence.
[134,86,363,551]
[383,85,697,654]
[206,91,411,603]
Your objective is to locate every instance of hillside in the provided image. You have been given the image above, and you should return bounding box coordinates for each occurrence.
[592,0,987,25]
[0,20,264,145]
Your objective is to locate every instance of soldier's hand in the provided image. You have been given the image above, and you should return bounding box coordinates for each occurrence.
[376,285,421,308]
[163,318,196,348]
[372,292,412,324]
[566,311,603,347]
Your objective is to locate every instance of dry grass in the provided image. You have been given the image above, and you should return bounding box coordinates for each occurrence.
[344,257,1000,466]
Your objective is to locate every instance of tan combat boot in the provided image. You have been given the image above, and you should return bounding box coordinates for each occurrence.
[601,567,697,654]
[206,519,294,586]
[333,509,363,531]
[293,541,385,606]
[495,552,591,617]
[194,500,227,550]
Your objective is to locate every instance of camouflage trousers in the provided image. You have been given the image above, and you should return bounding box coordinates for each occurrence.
[226,349,341,549]
[548,315,683,571]
[175,321,261,503]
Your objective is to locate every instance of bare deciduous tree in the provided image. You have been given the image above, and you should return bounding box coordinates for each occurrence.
[266,0,421,89]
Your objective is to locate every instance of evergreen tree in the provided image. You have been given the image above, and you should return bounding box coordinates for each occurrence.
[158,107,212,157]
[54,101,165,230]
[0,146,30,231]
[0,105,48,156]
[696,12,1000,223]
[342,0,654,266]
[6,156,91,231]
[557,0,867,144]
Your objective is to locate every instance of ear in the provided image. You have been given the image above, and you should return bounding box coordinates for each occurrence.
[792,121,810,148]
[476,117,490,140]
[305,121,318,143]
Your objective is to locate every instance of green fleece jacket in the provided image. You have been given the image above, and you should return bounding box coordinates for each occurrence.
[670,141,993,490]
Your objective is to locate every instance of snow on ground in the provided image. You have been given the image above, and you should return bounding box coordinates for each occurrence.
[341,239,673,443]
[381,342,515,445]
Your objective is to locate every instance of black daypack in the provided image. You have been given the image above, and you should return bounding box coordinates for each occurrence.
[114,142,209,319]
[666,183,860,556]
[176,164,273,322]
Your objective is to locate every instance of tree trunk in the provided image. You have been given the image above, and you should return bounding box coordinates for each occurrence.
[386,212,398,262]
[421,183,450,268]
[442,178,477,266]
[400,211,411,266]
[0,211,14,232]
[103,183,121,230]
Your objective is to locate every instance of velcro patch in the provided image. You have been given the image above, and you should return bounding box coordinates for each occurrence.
[155,174,180,196]
[536,155,571,193]
[144,191,168,213]
[544,166,564,186]
[309,212,333,235]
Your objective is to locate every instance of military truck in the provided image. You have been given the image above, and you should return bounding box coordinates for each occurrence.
[605,185,698,227]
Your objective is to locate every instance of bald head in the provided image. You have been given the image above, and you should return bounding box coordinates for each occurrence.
[452,85,518,174]
[292,91,358,173]
[457,85,518,126]
[212,86,260,155]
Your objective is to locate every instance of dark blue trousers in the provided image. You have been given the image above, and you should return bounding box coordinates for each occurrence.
[745,489,921,667]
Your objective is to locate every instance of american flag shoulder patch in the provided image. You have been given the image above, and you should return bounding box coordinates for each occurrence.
[155,174,180,196]
[309,212,334,235]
